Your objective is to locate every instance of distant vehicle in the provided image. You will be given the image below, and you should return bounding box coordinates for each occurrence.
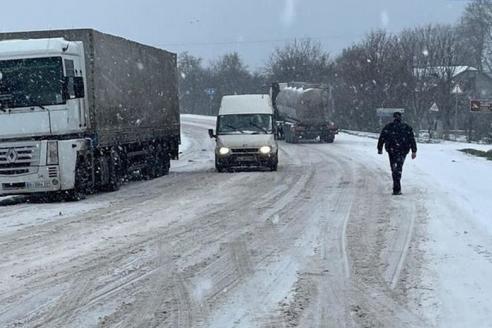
[208,94,278,172]
[0,29,180,200]
[271,82,338,143]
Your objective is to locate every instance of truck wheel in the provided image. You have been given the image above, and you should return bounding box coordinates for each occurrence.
[143,151,159,180]
[66,157,89,201]
[269,163,278,172]
[159,150,171,176]
[106,152,122,191]
[66,189,86,201]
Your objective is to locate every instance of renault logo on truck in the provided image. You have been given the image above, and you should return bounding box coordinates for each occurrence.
[6,149,18,163]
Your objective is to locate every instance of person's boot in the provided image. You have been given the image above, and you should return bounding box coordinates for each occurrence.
[393,180,402,195]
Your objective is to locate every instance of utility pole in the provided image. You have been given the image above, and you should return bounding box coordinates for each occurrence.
[452,84,463,138]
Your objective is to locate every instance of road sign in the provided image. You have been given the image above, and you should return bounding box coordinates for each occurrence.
[470,99,492,113]
[429,103,439,112]
[452,84,463,94]
[204,88,216,97]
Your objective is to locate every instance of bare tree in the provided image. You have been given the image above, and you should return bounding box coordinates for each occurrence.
[178,52,211,115]
[400,25,461,135]
[265,39,333,83]
[457,0,492,71]
[333,31,406,131]
[210,52,266,115]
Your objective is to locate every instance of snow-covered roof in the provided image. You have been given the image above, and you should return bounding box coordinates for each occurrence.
[219,94,273,115]
[414,66,478,79]
[0,38,82,59]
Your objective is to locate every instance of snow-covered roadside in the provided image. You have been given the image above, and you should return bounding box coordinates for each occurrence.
[338,132,492,327]
[409,142,492,327]
[0,200,110,236]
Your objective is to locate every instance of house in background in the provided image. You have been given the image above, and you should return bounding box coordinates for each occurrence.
[415,66,492,141]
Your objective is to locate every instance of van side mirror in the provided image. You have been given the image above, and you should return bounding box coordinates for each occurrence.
[208,129,216,139]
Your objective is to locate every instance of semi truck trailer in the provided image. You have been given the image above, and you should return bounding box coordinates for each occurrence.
[271,82,338,143]
[0,29,180,199]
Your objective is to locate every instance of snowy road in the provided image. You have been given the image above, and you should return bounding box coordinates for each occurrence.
[1,115,491,328]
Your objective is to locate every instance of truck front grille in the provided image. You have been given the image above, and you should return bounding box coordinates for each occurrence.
[0,144,41,176]
[2,182,27,190]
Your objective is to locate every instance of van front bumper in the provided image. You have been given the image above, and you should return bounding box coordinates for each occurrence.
[216,152,278,168]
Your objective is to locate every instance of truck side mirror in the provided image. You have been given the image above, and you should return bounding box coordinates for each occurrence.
[208,129,216,139]
[74,77,85,98]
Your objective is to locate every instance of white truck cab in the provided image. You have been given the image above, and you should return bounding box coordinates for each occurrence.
[0,38,88,196]
[209,94,278,172]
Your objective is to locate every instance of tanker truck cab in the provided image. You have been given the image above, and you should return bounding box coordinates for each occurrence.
[209,95,278,172]
[0,38,88,196]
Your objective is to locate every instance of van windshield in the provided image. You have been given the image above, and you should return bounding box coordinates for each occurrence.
[217,114,273,135]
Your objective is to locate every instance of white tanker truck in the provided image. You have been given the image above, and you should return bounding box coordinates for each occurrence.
[271,82,338,143]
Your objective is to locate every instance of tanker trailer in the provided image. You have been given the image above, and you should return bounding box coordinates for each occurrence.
[271,82,338,143]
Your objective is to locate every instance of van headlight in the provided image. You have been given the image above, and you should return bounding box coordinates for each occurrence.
[47,141,59,165]
[259,146,272,154]
[219,147,231,155]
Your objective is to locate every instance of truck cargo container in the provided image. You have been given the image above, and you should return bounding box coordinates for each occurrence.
[271,82,337,143]
[0,29,180,199]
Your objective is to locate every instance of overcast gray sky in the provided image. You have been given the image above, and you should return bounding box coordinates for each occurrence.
[0,0,467,70]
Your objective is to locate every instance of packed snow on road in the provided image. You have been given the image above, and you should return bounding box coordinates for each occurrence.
[0,114,490,328]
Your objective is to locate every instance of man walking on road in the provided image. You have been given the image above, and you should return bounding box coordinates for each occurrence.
[377,112,417,195]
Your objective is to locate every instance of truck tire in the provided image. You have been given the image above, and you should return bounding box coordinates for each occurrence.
[66,156,90,201]
[106,151,122,191]
[323,136,335,143]
[143,147,160,180]
[158,149,171,176]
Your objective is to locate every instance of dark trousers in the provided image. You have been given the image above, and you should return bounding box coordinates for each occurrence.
[388,152,406,192]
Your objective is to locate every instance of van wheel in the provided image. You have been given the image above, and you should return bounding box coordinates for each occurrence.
[269,158,278,172]
[215,161,225,173]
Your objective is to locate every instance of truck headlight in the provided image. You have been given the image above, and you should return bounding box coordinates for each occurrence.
[259,146,272,154]
[47,141,59,165]
[219,147,231,155]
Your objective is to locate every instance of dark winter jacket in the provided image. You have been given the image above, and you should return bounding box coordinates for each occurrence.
[377,120,417,155]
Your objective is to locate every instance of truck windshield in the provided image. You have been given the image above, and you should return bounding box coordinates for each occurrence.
[217,114,273,135]
[0,57,64,109]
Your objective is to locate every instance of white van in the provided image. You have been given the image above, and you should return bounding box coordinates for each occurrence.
[209,95,279,172]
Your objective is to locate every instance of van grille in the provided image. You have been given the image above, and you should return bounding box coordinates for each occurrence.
[232,148,259,154]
